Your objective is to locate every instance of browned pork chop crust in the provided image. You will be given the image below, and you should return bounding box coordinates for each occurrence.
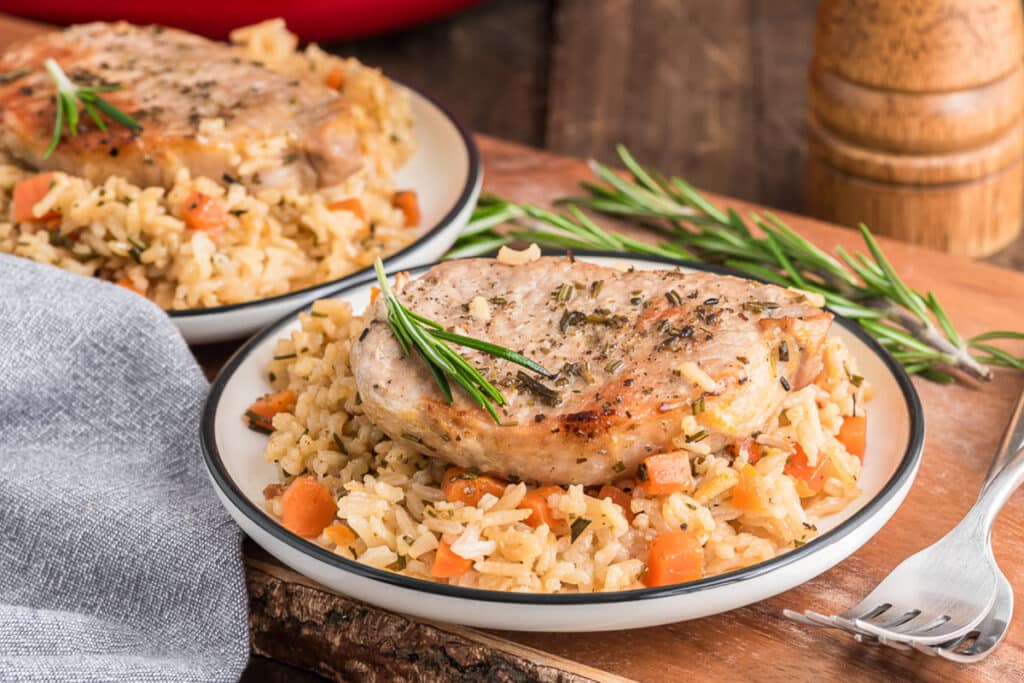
[351,257,833,486]
[0,22,360,190]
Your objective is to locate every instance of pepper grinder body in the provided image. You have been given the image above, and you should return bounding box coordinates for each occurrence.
[806,0,1024,256]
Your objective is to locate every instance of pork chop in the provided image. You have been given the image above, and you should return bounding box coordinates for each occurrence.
[0,22,360,190]
[351,257,833,486]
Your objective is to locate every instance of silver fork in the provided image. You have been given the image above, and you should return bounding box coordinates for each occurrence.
[922,388,1024,661]
[785,387,1024,649]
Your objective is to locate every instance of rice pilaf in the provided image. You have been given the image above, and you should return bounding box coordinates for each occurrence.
[255,294,871,593]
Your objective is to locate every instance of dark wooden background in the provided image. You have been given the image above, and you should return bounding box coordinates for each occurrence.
[328,0,1024,271]
[329,0,816,213]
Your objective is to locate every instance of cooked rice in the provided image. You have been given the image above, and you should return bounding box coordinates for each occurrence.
[256,297,871,593]
[0,20,417,309]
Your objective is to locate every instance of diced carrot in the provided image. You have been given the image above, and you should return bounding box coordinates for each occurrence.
[181,191,227,234]
[328,197,366,223]
[281,476,338,538]
[325,523,357,548]
[644,529,704,588]
[639,451,693,496]
[325,64,346,90]
[12,172,59,222]
[597,484,634,522]
[731,464,765,512]
[263,483,284,499]
[431,540,473,578]
[784,446,828,494]
[392,189,420,227]
[838,414,867,461]
[729,437,761,464]
[115,278,145,296]
[244,390,296,433]
[369,286,381,307]
[441,467,507,506]
[519,485,563,528]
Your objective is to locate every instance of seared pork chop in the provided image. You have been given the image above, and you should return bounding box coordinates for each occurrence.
[351,257,833,486]
[0,22,360,190]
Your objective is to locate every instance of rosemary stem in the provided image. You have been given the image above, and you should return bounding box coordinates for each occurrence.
[43,59,76,95]
[881,302,992,381]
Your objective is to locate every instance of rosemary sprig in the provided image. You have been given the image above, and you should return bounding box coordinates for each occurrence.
[43,58,141,159]
[447,147,1024,382]
[373,258,552,423]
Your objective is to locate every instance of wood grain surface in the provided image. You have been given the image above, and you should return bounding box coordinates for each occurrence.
[3,13,1024,682]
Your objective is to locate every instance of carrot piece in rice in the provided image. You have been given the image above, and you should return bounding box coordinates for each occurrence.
[784,446,828,495]
[431,540,473,578]
[12,172,59,222]
[644,529,703,587]
[731,464,765,512]
[837,414,867,461]
[281,477,337,538]
[519,485,563,528]
[638,451,692,495]
[328,197,366,223]
[244,389,296,433]
[441,467,507,506]
[181,191,227,234]
[115,278,145,295]
[729,437,761,464]
[324,64,346,90]
[392,190,420,227]
[597,484,634,522]
[325,523,357,548]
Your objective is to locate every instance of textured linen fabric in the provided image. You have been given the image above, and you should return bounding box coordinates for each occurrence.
[0,255,249,682]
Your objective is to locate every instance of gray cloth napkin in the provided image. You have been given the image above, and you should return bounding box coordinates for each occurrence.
[0,255,249,682]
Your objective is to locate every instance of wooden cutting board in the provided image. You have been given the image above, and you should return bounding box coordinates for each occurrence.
[2,13,1023,682]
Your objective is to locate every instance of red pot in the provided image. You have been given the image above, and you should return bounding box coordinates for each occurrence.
[0,0,485,41]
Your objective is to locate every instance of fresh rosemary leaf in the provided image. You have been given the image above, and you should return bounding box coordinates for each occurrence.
[373,258,552,423]
[570,517,592,542]
[43,58,141,159]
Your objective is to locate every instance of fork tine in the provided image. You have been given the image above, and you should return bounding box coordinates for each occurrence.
[875,635,913,652]
[781,609,820,627]
[785,610,848,632]
[854,613,985,646]
[936,631,993,663]
[866,609,922,629]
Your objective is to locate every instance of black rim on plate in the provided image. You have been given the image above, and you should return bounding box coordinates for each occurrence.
[201,251,925,604]
[169,84,482,319]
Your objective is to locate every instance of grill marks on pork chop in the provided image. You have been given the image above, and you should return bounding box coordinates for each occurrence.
[351,258,833,486]
[0,22,361,191]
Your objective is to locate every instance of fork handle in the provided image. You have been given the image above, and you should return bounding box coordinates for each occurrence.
[983,387,1024,489]
[968,445,1024,534]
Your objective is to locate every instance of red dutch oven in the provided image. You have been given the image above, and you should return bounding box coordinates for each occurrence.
[0,0,485,40]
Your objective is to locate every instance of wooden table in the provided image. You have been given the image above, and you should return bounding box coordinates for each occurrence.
[3,14,1024,682]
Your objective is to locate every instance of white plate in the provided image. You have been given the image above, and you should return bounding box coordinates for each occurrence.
[173,85,481,344]
[201,254,924,632]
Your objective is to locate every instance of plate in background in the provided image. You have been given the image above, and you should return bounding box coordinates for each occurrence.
[174,85,481,345]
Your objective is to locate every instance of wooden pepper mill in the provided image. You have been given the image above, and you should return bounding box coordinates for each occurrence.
[805,0,1024,257]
